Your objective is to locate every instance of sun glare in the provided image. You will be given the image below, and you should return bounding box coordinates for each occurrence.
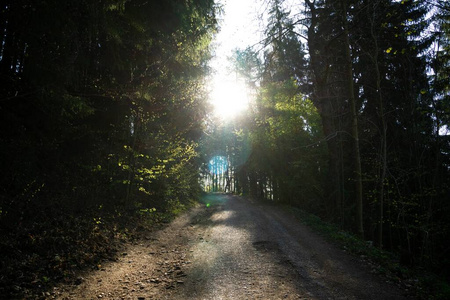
[207,0,260,120]
[210,78,250,119]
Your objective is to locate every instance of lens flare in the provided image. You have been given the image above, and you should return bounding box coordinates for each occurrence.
[208,155,228,175]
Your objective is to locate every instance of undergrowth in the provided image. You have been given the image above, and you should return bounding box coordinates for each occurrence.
[0,199,195,299]
[284,206,450,300]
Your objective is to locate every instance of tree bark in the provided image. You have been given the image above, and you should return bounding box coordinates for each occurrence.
[305,0,342,219]
[341,0,364,238]
[368,2,388,248]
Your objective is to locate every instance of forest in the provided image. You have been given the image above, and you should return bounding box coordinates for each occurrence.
[0,0,449,298]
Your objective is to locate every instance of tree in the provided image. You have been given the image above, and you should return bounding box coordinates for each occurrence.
[340,0,364,237]
[224,1,325,206]
[304,0,351,223]
[0,0,218,221]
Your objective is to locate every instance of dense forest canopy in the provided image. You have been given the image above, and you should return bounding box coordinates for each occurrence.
[0,0,449,297]
[1,0,218,212]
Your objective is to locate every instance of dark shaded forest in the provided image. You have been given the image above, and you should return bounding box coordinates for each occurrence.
[0,0,218,297]
[0,0,449,298]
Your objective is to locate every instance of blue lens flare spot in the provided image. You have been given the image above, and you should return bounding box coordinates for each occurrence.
[208,155,228,175]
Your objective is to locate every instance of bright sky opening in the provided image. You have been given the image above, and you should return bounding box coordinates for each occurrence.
[208,0,262,120]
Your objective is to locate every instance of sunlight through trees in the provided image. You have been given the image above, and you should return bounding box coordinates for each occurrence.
[1,0,449,297]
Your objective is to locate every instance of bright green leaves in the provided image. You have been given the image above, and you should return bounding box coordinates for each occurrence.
[106,1,127,12]
[92,165,102,172]
[139,207,156,214]
[260,80,319,141]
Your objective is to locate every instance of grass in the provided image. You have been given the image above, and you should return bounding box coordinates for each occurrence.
[283,205,450,300]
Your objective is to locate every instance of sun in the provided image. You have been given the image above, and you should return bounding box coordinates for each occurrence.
[210,77,250,119]
[207,0,260,120]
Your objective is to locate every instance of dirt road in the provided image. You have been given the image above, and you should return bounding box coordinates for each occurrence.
[56,194,408,299]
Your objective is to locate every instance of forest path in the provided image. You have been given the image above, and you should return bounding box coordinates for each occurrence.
[57,194,407,300]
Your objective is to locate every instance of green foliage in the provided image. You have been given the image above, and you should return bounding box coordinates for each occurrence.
[247,77,326,205]
[140,208,156,214]
[0,0,218,211]
[202,1,327,204]
[0,1,218,297]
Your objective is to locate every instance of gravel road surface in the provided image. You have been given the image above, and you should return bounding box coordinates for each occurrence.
[57,194,409,299]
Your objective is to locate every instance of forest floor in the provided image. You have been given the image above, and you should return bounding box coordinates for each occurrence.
[50,194,413,300]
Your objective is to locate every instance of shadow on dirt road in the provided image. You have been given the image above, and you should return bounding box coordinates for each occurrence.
[57,194,409,299]
[172,193,407,300]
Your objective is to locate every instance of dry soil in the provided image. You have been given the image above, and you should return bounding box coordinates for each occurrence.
[54,194,410,300]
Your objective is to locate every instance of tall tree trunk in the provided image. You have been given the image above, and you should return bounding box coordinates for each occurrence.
[341,0,364,237]
[368,2,388,248]
[305,0,342,219]
[126,115,138,209]
[249,171,257,199]
[273,175,279,202]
